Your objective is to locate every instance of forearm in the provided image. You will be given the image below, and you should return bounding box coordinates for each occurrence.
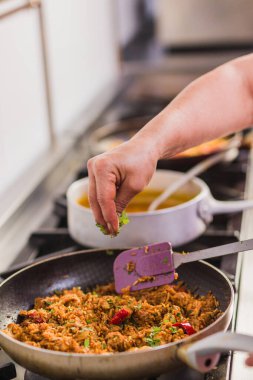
[132,54,253,160]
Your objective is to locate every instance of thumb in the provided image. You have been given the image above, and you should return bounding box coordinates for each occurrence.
[115,180,144,214]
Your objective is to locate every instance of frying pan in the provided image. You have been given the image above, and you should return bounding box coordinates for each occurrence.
[0,248,235,380]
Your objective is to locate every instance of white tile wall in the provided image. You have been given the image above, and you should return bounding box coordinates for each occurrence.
[0,6,49,196]
[43,0,119,133]
[0,0,120,197]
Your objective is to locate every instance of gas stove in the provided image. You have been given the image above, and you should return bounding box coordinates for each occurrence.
[0,142,249,380]
[0,68,252,379]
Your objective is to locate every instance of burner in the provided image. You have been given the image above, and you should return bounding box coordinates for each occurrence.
[0,362,16,380]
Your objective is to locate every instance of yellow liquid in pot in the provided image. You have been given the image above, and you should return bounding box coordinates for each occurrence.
[77,188,196,212]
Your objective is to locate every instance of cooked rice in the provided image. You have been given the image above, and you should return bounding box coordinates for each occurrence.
[3,282,221,353]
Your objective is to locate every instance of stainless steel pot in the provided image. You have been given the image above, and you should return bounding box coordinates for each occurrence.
[67,170,253,248]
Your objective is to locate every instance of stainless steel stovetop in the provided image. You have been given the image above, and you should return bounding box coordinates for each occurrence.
[1,69,253,379]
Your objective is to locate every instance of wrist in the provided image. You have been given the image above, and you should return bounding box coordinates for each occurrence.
[132,111,186,161]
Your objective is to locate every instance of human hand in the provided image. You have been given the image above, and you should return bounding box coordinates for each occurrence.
[245,353,253,366]
[87,140,158,235]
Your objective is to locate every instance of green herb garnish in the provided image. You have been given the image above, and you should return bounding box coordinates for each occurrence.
[134,302,142,310]
[118,211,129,229]
[144,326,161,347]
[161,257,169,264]
[95,223,108,235]
[95,211,129,236]
[144,337,161,347]
[151,326,161,334]
[84,338,90,348]
[169,326,178,334]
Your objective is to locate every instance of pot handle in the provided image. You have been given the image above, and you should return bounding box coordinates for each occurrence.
[209,197,253,215]
[177,331,253,373]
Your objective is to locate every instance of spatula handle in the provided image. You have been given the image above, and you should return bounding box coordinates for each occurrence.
[176,239,253,267]
[178,332,253,373]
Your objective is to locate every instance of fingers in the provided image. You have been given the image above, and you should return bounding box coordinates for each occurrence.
[87,143,158,236]
[87,157,119,235]
[95,169,119,234]
[115,178,144,214]
[87,168,106,228]
[245,353,253,366]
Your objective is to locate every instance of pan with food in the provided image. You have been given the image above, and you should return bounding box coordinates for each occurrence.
[0,248,242,379]
[67,170,253,248]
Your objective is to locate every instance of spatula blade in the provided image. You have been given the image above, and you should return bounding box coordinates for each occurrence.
[114,242,175,293]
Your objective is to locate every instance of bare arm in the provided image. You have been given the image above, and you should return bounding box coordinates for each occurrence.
[132,54,253,159]
[87,54,253,235]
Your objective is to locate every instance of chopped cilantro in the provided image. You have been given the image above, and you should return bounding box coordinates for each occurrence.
[54,289,62,296]
[84,338,90,348]
[169,326,178,334]
[95,223,108,235]
[151,326,161,335]
[161,256,169,264]
[144,337,161,347]
[118,211,129,229]
[95,211,129,236]
[107,298,114,306]
[144,326,161,346]
[134,302,142,310]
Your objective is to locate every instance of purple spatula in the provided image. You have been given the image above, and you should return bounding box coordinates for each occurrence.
[114,239,253,293]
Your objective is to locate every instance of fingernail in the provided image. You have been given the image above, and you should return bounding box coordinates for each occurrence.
[107,223,114,235]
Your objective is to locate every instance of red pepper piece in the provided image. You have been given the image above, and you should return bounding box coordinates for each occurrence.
[172,322,196,335]
[110,309,130,325]
[28,312,44,324]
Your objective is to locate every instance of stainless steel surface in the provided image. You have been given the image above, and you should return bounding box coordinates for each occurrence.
[123,51,253,77]
[156,0,253,47]
[174,239,253,268]
[231,146,253,379]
